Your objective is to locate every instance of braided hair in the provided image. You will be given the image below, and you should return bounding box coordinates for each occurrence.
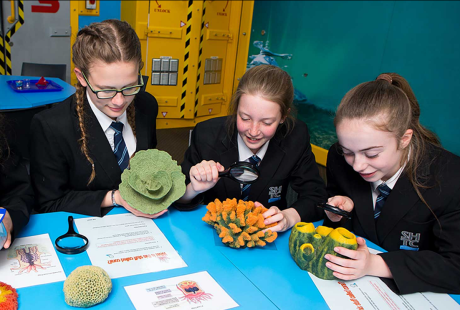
[72,19,143,184]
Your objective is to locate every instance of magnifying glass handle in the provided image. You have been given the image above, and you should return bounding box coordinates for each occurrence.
[218,168,230,177]
[67,216,77,234]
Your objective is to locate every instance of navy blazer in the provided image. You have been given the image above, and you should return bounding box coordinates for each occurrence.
[29,92,158,216]
[180,116,327,222]
[0,148,34,241]
[325,142,460,294]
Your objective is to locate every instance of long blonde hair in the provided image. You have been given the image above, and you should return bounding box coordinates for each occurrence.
[72,19,143,185]
[335,73,441,216]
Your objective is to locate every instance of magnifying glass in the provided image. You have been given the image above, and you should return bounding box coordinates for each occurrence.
[55,216,89,254]
[317,203,352,219]
[218,162,259,184]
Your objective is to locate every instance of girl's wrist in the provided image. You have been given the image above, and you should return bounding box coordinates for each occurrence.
[369,254,393,278]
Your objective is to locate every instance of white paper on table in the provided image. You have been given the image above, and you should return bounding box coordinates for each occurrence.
[124,271,239,310]
[0,234,66,288]
[310,248,460,310]
[74,213,187,278]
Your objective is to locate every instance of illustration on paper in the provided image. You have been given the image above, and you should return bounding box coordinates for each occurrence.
[8,244,51,274]
[177,280,213,304]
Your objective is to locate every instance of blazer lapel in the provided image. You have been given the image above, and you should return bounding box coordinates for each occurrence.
[250,134,285,203]
[134,99,150,152]
[353,177,379,243]
[76,99,121,184]
[219,133,240,199]
[376,174,425,243]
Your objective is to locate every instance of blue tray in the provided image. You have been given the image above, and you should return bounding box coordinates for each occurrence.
[7,79,63,92]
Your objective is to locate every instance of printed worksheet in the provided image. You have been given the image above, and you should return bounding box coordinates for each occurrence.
[75,213,187,278]
[0,234,66,288]
[311,249,460,310]
[124,271,239,310]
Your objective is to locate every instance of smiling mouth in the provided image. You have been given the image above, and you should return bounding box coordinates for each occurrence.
[246,136,261,142]
[109,105,124,111]
[359,171,376,178]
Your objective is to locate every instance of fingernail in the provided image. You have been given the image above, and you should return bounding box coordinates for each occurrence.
[334,247,339,253]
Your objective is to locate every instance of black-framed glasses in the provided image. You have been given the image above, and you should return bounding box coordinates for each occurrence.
[81,71,144,99]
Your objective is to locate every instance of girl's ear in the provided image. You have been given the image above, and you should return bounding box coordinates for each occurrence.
[74,68,87,87]
[280,108,291,124]
[400,129,413,149]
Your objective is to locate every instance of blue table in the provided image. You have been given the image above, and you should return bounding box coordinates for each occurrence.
[0,75,75,111]
[12,206,460,309]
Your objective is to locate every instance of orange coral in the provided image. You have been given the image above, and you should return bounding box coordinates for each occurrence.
[202,198,278,248]
[0,282,18,310]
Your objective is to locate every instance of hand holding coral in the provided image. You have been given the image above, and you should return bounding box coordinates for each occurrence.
[324,237,392,280]
[189,160,225,194]
[115,190,167,219]
[325,195,354,222]
[262,204,300,232]
[1,208,13,249]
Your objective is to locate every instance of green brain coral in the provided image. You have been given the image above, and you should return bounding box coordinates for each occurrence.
[289,223,358,280]
[63,266,112,308]
[119,149,186,214]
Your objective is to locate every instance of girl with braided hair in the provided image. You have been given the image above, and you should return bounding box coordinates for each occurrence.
[29,19,163,218]
[323,73,460,294]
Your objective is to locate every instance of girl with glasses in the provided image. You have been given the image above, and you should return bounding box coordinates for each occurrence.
[29,19,164,218]
[323,73,460,294]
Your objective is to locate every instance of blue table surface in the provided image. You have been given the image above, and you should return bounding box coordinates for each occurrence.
[10,206,460,309]
[0,75,75,111]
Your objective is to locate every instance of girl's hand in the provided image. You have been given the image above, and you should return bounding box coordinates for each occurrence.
[1,208,13,249]
[261,203,301,233]
[325,195,354,222]
[324,237,392,280]
[189,160,225,194]
[115,190,168,219]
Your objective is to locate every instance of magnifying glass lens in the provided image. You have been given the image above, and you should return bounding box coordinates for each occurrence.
[55,216,89,254]
[230,168,258,182]
[56,236,87,250]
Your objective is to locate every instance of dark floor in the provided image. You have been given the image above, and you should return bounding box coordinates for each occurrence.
[156,127,194,164]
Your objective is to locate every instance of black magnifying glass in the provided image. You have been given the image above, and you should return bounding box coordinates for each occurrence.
[317,203,352,219]
[55,216,89,254]
[218,162,259,184]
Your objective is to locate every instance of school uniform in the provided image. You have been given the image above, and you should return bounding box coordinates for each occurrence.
[324,142,460,294]
[179,116,327,222]
[29,91,158,216]
[0,149,34,241]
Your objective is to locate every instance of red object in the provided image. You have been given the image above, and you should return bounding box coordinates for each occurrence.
[0,281,18,310]
[31,1,60,13]
[36,77,48,86]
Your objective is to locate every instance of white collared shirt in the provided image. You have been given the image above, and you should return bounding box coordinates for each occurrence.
[370,165,405,210]
[86,92,136,157]
[237,133,269,163]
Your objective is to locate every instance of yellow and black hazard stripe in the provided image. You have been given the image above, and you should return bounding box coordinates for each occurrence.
[2,0,25,75]
[0,37,6,75]
[180,0,194,118]
[193,0,206,117]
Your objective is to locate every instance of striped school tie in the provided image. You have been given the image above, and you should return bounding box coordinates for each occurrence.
[374,183,391,220]
[110,122,129,171]
[242,155,261,201]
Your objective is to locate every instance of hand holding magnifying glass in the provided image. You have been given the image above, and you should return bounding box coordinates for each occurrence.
[218,162,259,184]
[317,203,352,219]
